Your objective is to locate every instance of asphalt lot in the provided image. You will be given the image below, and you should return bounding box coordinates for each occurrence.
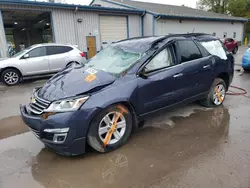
[0,47,250,188]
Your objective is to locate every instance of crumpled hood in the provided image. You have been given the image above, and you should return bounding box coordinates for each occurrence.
[38,66,116,101]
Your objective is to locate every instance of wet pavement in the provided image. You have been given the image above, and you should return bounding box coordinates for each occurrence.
[0,49,250,188]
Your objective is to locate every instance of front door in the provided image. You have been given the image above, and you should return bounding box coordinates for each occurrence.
[137,44,186,115]
[20,46,50,75]
[87,36,96,59]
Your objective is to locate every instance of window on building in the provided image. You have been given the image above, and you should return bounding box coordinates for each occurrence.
[28,47,46,58]
[177,40,202,63]
[145,47,174,72]
[233,32,236,38]
[47,46,73,56]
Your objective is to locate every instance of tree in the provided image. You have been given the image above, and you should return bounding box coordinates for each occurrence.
[228,0,249,17]
[196,0,228,14]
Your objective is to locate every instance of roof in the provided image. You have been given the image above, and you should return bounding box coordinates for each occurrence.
[0,0,143,14]
[101,0,247,22]
[113,36,163,52]
[113,33,218,53]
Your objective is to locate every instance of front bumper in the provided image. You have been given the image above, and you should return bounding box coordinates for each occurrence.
[20,105,91,156]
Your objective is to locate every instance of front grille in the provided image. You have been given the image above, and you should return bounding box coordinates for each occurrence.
[29,93,50,115]
[29,127,40,138]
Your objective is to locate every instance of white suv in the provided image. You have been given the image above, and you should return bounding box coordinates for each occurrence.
[0,44,86,86]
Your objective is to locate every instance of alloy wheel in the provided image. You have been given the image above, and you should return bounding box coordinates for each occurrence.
[213,84,226,105]
[4,71,19,85]
[98,112,126,145]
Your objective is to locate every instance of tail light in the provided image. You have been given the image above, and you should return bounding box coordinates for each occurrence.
[80,52,85,57]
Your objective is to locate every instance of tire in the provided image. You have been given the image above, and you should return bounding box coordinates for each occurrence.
[200,78,227,108]
[232,46,238,54]
[1,69,21,86]
[87,104,133,153]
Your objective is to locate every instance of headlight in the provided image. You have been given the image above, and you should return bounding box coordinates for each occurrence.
[44,96,89,112]
[30,88,39,103]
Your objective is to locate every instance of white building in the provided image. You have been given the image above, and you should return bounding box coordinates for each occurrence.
[0,0,142,58]
[90,0,247,43]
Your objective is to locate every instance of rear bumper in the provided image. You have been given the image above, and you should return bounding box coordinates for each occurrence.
[20,105,87,156]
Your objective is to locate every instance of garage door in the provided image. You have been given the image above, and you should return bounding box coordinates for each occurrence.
[100,16,127,47]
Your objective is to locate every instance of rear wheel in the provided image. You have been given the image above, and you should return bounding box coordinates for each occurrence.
[1,69,21,86]
[87,105,133,153]
[232,46,238,54]
[200,78,226,108]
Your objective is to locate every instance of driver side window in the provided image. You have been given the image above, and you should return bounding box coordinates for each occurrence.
[145,47,174,72]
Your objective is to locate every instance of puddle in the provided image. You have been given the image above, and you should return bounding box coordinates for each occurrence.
[0,104,250,188]
[0,115,29,140]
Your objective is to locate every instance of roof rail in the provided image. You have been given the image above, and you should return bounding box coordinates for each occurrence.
[150,33,210,46]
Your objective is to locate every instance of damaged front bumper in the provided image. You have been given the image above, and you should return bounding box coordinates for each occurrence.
[20,105,87,156]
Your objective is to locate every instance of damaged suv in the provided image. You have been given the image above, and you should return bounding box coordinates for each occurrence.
[20,34,234,156]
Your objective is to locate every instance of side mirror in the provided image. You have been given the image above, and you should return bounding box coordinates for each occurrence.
[23,54,29,59]
[138,68,148,79]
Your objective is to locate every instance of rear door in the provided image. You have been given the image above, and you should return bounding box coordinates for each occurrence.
[19,46,50,75]
[47,46,73,72]
[175,39,214,98]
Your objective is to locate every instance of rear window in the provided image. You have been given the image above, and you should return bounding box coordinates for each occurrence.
[200,40,227,60]
[177,40,202,63]
[47,46,73,55]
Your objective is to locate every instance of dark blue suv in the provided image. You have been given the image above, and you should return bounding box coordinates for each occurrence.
[20,34,234,156]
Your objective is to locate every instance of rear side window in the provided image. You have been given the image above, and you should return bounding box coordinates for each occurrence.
[195,41,210,57]
[28,47,46,58]
[177,40,202,63]
[200,40,227,60]
[47,46,73,55]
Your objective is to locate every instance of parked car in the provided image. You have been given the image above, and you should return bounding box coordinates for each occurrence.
[20,33,234,156]
[242,48,250,71]
[222,38,238,54]
[0,44,86,86]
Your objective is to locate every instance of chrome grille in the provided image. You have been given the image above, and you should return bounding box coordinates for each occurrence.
[29,127,40,138]
[29,93,50,115]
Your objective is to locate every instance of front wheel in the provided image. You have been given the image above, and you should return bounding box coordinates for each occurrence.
[200,78,226,108]
[87,105,133,153]
[1,69,21,86]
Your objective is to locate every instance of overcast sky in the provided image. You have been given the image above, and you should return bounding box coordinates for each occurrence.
[65,0,197,8]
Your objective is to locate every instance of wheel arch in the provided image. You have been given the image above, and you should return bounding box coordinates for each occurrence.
[0,67,23,78]
[66,61,79,67]
[216,72,229,90]
[90,100,139,134]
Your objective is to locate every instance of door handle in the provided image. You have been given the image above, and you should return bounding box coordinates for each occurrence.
[173,73,183,78]
[203,65,211,69]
